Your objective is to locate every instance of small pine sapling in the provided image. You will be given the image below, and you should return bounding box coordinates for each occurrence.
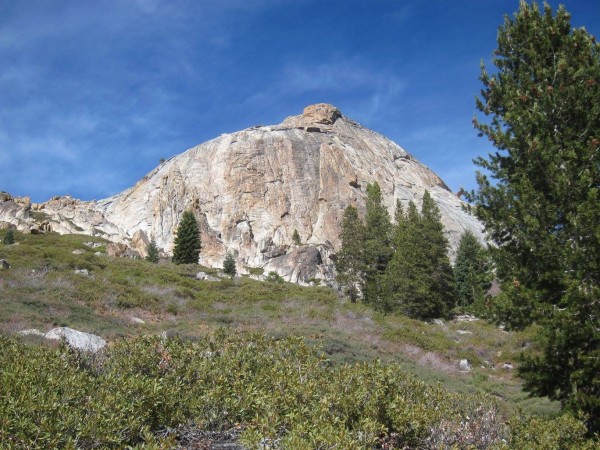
[145,239,159,263]
[223,251,237,278]
[3,229,15,245]
[292,229,301,245]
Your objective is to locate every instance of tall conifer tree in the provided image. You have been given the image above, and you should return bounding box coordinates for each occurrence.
[420,190,457,316]
[385,200,426,316]
[362,182,392,310]
[454,230,491,308]
[335,205,365,303]
[385,192,455,319]
[470,1,600,426]
[172,210,201,265]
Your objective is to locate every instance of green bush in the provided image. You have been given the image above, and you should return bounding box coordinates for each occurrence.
[504,413,596,450]
[265,271,284,283]
[3,229,15,245]
[2,331,592,449]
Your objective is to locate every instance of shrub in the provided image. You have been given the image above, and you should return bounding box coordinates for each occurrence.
[292,229,301,245]
[265,271,284,283]
[3,229,14,245]
[505,413,597,450]
[3,331,589,449]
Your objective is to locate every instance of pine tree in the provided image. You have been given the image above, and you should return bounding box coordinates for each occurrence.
[3,229,14,245]
[223,251,236,278]
[384,200,426,316]
[362,182,392,310]
[393,199,404,229]
[454,231,491,308]
[145,239,159,263]
[335,205,365,303]
[420,190,457,316]
[384,192,455,319]
[470,1,600,427]
[292,229,301,245]
[172,211,201,265]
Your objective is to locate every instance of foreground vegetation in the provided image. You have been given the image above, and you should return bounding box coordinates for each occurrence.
[0,230,554,412]
[0,332,594,449]
[1,229,599,447]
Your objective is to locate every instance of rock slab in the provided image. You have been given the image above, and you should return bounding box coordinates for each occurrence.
[44,327,106,352]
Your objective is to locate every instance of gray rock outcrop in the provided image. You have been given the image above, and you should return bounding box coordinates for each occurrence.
[459,359,472,372]
[196,271,220,281]
[0,104,484,284]
[44,327,106,352]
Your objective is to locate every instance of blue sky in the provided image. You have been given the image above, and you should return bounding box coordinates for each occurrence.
[1,0,599,203]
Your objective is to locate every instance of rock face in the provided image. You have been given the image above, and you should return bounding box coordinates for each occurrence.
[0,104,483,285]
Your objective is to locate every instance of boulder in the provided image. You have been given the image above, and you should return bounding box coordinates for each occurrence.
[459,359,471,372]
[0,259,9,270]
[72,249,85,255]
[287,103,342,125]
[196,271,220,281]
[131,229,150,259]
[106,242,139,259]
[44,327,106,352]
[455,314,479,323]
[74,269,90,276]
[263,245,327,284]
[40,221,52,233]
[106,242,128,257]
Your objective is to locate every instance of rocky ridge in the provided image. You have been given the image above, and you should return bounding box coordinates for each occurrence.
[0,104,483,285]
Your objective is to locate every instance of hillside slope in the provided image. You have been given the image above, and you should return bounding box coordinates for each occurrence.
[0,230,556,420]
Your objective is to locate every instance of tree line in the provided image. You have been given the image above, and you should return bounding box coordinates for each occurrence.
[335,183,490,320]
